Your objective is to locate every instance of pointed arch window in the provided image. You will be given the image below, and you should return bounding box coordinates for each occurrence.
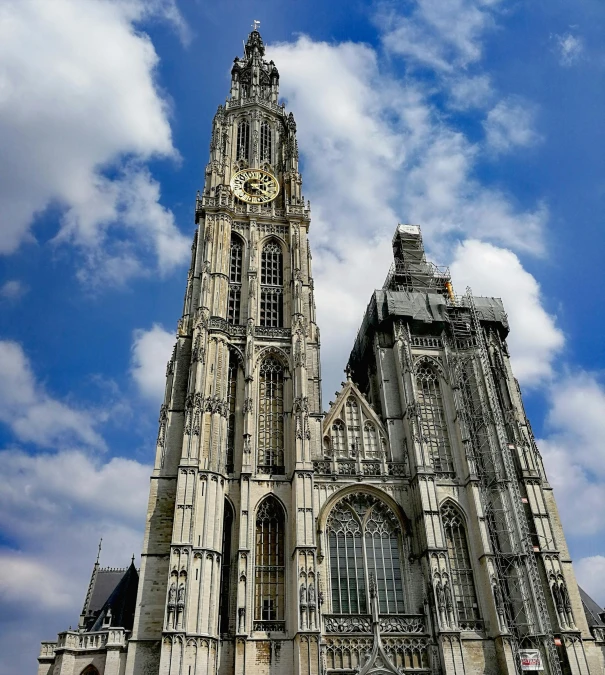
[260,121,272,163]
[254,497,285,630]
[327,494,405,615]
[260,241,283,327]
[219,500,234,634]
[416,363,454,473]
[440,503,480,622]
[226,351,238,473]
[236,119,250,160]
[345,397,360,456]
[258,357,284,473]
[364,422,378,458]
[331,420,346,457]
[228,236,243,324]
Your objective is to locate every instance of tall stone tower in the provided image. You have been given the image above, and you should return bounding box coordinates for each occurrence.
[125,26,323,675]
[37,27,605,675]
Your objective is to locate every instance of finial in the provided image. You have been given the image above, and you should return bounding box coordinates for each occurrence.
[252,19,261,32]
[96,537,102,565]
[131,553,135,565]
[345,364,352,381]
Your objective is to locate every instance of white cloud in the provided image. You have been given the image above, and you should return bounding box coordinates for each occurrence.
[484,98,541,153]
[575,556,605,607]
[0,446,150,672]
[0,0,190,282]
[131,323,175,403]
[269,35,549,398]
[538,372,605,537]
[450,240,564,385]
[0,279,26,300]
[553,32,584,67]
[379,0,501,72]
[448,74,493,110]
[0,340,106,449]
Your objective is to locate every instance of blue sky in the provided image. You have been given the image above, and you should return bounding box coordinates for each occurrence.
[0,1,604,672]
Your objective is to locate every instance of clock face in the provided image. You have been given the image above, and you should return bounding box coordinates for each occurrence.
[230,169,279,204]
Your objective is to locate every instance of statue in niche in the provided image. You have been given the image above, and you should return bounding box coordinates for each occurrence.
[300,583,307,605]
[308,582,316,606]
[168,582,177,606]
[177,583,186,606]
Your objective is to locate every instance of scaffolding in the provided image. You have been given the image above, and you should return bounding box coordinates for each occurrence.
[446,288,562,675]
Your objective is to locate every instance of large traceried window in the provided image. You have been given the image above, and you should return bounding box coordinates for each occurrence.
[226,352,238,473]
[260,241,283,328]
[328,494,405,615]
[219,500,234,634]
[441,503,480,623]
[228,236,243,324]
[416,362,454,473]
[257,357,284,473]
[236,119,250,160]
[260,121,272,162]
[254,497,285,630]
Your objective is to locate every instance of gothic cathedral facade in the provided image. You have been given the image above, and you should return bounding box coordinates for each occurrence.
[38,28,605,675]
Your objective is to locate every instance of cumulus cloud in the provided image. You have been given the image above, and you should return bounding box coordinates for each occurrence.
[0,0,190,282]
[448,74,493,110]
[0,340,106,449]
[538,372,605,538]
[379,0,500,72]
[0,447,150,672]
[484,98,541,153]
[450,240,563,385]
[553,32,584,67]
[270,35,549,398]
[131,323,175,403]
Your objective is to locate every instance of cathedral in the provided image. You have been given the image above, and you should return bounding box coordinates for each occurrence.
[38,27,605,675]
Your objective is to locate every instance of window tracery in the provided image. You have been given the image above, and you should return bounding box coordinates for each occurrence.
[364,422,378,458]
[228,236,243,324]
[236,119,249,160]
[257,357,284,471]
[331,420,346,457]
[345,397,360,456]
[260,241,283,327]
[260,121,272,162]
[255,497,285,628]
[440,503,479,622]
[327,494,405,615]
[416,363,454,473]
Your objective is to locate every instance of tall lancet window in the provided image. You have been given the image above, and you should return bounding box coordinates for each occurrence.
[260,121,272,162]
[254,497,285,629]
[440,503,480,622]
[331,420,346,457]
[236,119,250,161]
[345,397,361,456]
[364,422,379,458]
[257,357,284,472]
[260,241,283,328]
[416,362,454,473]
[219,500,234,634]
[226,351,238,474]
[228,235,243,324]
[327,494,405,615]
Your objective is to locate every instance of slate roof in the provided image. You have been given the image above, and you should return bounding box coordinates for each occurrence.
[579,586,605,629]
[81,562,139,632]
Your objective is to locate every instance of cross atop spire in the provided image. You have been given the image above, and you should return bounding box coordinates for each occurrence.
[251,19,261,32]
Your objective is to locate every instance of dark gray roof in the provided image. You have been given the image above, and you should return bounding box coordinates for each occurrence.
[88,570,126,615]
[90,562,139,632]
[81,564,138,631]
[579,586,605,628]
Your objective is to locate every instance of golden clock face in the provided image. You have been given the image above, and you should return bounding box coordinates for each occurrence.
[230,169,279,204]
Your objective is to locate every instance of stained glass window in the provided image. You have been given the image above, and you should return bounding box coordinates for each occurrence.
[441,503,480,622]
[258,357,284,471]
[327,494,405,615]
[255,497,285,628]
